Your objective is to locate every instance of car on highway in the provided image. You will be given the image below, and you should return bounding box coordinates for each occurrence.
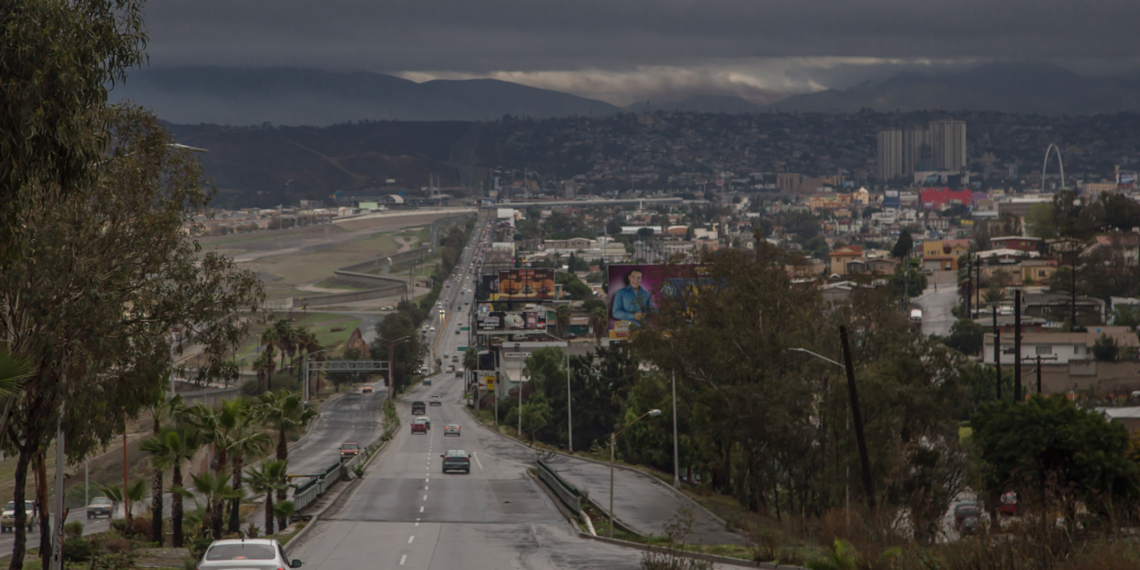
[451,355,459,363]
[1000,491,1018,516]
[415,416,431,430]
[953,501,981,532]
[361,384,373,394]
[423,377,432,386]
[197,538,301,570]
[446,365,455,373]
[411,418,428,434]
[86,497,114,519]
[443,424,461,437]
[1,500,38,533]
[455,329,461,335]
[441,449,471,473]
[339,441,360,459]
[429,395,442,406]
[429,326,435,332]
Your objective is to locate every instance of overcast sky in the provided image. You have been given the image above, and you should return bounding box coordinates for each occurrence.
[144,0,1140,105]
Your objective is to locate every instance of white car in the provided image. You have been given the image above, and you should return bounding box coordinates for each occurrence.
[429,326,435,332]
[196,539,301,570]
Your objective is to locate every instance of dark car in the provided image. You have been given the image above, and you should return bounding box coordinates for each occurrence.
[954,501,981,531]
[441,449,471,473]
[1000,491,1018,516]
[411,401,426,415]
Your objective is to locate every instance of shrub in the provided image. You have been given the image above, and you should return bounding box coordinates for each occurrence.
[241,378,260,396]
[89,553,136,570]
[63,537,95,563]
[64,520,84,538]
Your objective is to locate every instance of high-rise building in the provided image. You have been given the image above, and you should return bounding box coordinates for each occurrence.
[877,129,904,180]
[877,127,931,180]
[929,119,967,172]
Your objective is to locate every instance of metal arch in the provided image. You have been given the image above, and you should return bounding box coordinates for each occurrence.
[1042,143,1065,190]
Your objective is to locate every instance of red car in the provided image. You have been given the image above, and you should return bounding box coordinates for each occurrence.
[411,419,428,434]
[1000,492,1018,516]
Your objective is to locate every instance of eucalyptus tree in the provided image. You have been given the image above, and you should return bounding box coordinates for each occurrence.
[0,104,263,567]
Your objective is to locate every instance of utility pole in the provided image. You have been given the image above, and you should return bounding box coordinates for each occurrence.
[1014,290,1022,402]
[966,254,975,321]
[567,344,573,453]
[1037,355,1042,395]
[839,326,875,510]
[672,370,680,489]
[993,307,1002,400]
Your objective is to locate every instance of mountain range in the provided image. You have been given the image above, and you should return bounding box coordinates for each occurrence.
[112,67,622,126]
[763,63,1140,115]
[114,64,1140,126]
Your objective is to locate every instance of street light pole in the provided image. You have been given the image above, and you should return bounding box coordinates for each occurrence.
[840,326,876,510]
[566,343,573,453]
[672,370,680,489]
[609,409,662,538]
[788,347,847,527]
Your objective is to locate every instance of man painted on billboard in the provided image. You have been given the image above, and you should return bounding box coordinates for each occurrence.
[611,268,654,321]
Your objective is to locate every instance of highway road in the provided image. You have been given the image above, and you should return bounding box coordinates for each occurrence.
[287,370,678,569]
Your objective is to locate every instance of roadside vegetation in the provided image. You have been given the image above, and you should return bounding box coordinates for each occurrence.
[488,246,1140,570]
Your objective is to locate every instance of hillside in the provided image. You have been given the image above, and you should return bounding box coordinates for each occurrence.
[114,67,623,126]
[764,63,1140,115]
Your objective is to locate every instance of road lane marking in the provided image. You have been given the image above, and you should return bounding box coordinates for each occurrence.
[423,494,427,500]
[400,555,407,565]
[415,521,420,527]
[425,486,428,490]
[408,535,415,544]
[420,506,424,512]
[472,451,484,470]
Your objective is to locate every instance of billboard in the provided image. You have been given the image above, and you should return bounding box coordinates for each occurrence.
[495,269,555,301]
[479,372,496,392]
[1118,171,1136,185]
[477,309,548,331]
[491,242,516,254]
[607,264,718,339]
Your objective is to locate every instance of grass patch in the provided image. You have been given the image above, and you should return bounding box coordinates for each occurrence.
[239,232,402,300]
[313,277,370,291]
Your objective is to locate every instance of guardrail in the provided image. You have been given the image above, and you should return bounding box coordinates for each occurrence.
[536,458,582,515]
[291,415,400,513]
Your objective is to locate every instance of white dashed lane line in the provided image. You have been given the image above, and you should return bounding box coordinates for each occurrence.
[408,535,415,544]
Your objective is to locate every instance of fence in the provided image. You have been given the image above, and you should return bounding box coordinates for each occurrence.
[536,458,582,515]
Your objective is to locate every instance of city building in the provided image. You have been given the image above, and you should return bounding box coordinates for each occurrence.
[929,119,967,172]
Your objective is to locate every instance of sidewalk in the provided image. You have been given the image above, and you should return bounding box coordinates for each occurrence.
[466,409,745,545]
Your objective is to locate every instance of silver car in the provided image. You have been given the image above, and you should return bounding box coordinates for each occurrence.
[197,538,301,570]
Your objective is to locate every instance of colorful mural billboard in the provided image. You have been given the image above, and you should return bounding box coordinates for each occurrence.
[606,264,717,339]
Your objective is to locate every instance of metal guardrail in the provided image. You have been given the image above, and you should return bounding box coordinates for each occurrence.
[291,417,399,513]
[536,458,582,515]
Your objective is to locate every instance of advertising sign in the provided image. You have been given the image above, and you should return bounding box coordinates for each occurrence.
[477,310,548,331]
[479,373,496,392]
[1118,171,1136,185]
[607,264,718,339]
[491,241,517,254]
[495,269,555,301]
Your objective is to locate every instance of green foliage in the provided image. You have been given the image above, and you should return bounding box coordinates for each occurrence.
[891,229,914,259]
[971,396,1139,505]
[62,537,95,563]
[1112,304,1140,330]
[370,311,422,394]
[63,521,84,539]
[943,318,983,355]
[1092,334,1118,361]
[519,391,551,443]
[889,265,927,296]
[1024,202,1056,239]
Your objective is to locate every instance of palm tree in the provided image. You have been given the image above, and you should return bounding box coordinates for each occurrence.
[99,480,146,528]
[269,319,296,377]
[225,423,270,533]
[244,460,288,535]
[463,348,479,376]
[143,393,184,543]
[255,390,317,528]
[177,471,241,539]
[182,399,246,537]
[0,346,34,451]
[554,305,572,338]
[253,345,277,394]
[588,306,608,346]
[141,428,201,546]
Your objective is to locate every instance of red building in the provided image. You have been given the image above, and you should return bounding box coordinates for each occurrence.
[919,187,974,210]
[990,236,1042,252]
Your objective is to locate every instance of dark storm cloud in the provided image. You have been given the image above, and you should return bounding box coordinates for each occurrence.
[142,0,1140,103]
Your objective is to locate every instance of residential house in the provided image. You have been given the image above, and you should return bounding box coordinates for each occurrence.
[1019,259,1057,285]
[828,245,863,276]
[1082,233,1140,267]
[991,236,1043,253]
[1023,293,1106,326]
[982,327,1138,365]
